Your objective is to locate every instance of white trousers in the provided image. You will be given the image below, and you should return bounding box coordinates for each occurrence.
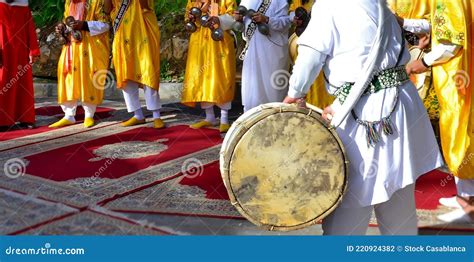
[61,101,97,119]
[201,102,232,110]
[322,185,417,235]
[122,81,161,113]
[456,178,474,198]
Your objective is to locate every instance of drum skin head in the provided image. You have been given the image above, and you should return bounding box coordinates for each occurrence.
[220,103,349,231]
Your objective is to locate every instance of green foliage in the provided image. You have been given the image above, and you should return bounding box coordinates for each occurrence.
[154,0,187,19]
[30,0,188,28]
[30,0,65,28]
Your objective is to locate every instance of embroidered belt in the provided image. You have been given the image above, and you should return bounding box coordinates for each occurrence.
[332,65,409,105]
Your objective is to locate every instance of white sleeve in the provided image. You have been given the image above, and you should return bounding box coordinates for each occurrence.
[288,45,326,98]
[87,21,110,37]
[268,3,292,32]
[423,42,462,66]
[289,11,296,20]
[402,19,431,34]
[297,0,335,56]
[219,14,235,31]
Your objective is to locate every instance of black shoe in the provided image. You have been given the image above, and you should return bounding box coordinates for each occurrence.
[15,122,36,129]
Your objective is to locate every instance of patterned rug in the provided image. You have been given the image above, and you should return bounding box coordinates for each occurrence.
[105,162,474,232]
[0,112,222,208]
[104,161,242,218]
[0,189,77,235]
[18,210,168,235]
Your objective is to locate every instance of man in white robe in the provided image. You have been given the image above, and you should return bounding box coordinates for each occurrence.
[238,0,291,112]
[284,0,444,235]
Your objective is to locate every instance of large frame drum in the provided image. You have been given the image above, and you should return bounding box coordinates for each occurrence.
[220,103,349,231]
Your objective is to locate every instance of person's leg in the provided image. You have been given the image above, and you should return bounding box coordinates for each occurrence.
[217,102,232,133]
[374,184,418,235]
[121,81,146,126]
[322,205,373,235]
[456,178,474,199]
[190,102,217,129]
[438,178,474,223]
[82,102,97,128]
[49,100,77,128]
[144,85,164,129]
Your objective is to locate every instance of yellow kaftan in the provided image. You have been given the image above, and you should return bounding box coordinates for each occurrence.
[389,0,474,178]
[181,0,236,107]
[57,0,111,105]
[110,0,160,90]
[289,0,334,109]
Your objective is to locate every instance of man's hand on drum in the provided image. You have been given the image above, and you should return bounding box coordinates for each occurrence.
[406,59,428,75]
[283,96,307,108]
[322,106,335,124]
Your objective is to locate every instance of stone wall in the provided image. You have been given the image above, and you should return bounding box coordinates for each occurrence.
[33,9,190,81]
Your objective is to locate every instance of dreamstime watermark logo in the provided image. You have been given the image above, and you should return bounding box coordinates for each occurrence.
[3,158,27,179]
[181,158,204,179]
[359,159,379,179]
[5,242,85,256]
[92,69,115,90]
[439,173,454,187]
[0,64,32,96]
[453,70,471,91]
[81,152,119,188]
[270,69,291,90]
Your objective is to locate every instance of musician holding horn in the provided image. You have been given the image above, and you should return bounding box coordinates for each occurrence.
[104,0,164,129]
[283,0,443,235]
[49,0,111,129]
[182,0,237,133]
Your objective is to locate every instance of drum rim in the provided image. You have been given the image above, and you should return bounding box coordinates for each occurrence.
[219,103,350,231]
[289,33,298,65]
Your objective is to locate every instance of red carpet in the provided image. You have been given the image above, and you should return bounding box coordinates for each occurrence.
[180,162,230,200]
[25,125,222,181]
[415,170,457,210]
[0,126,52,142]
[106,162,469,231]
[0,106,115,142]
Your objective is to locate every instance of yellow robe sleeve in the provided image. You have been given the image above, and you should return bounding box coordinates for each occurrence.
[430,0,473,178]
[222,0,236,15]
[93,0,111,23]
[289,0,302,12]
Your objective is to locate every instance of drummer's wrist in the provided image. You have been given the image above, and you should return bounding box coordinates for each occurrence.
[287,89,305,99]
